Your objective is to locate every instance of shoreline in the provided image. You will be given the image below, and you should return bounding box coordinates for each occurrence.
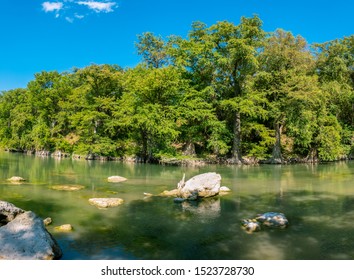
[2,149,353,166]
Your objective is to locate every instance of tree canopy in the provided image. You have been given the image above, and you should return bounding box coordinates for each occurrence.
[0,17,353,163]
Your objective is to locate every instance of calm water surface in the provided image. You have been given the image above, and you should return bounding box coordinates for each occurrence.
[0,151,353,260]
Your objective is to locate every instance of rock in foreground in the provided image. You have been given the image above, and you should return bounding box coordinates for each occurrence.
[89,198,124,208]
[177,172,222,199]
[0,201,62,260]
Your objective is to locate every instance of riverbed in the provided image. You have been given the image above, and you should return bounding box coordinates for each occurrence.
[1,151,353,259]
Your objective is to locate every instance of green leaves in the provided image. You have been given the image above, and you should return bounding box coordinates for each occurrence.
[0,17,352,163]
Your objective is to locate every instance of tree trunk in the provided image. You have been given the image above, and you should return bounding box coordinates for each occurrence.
[231,111,242,164]
[141,130,148,163]
[271,121,283,164]
[182,141,196,156]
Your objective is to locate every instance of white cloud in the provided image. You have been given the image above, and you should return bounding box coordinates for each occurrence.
[65,17,74,23]
[75,14,85,19]
[77,1,117,13]
[42,2,64,12]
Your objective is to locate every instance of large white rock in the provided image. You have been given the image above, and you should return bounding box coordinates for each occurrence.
[177,172,222,199]
[0,201,62,260]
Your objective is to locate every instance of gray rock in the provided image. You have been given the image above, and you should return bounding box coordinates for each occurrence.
[177,172,221,199]
[0,202,62,260]
[173,197,186,203]
[255,212,289,228]
[0,201,24,223]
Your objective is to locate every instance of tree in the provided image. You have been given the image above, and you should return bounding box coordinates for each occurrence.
[256,29,315,162]
[116,66,183,161]
[168,16,265,163]
[136,32,168,68]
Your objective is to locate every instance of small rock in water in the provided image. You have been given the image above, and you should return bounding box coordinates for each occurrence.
[219,186,231,192]
[107,176,127,183]
[43,217,52,226]
[143,192,154,197]
[89,198,124,208]
[55,224,73,232]
[7,176,26,183]
[241,219,261,233]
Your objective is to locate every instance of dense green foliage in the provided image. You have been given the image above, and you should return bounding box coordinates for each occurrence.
[1,16,353,162]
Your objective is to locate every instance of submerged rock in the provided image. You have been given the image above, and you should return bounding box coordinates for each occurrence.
[89,198,124,208]
[177,172,222,199]
[0,201,62,260]
[107,176,127,183]
[51,184,85,191]
[159,189,179,197]
[54,224,73,232]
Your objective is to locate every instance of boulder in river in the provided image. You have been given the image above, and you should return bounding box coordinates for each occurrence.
[0,200,62,260]
[177,172,222,200]
[89,198,124,208]
[107,176,127,183]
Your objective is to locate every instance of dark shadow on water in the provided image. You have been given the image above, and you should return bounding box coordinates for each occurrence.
[61,190,354,260]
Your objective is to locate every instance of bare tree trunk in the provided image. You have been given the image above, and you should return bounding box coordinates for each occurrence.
[231,111,242,164]
[141,130,148,163]
[271,121,283,164]
[182,141,196,156]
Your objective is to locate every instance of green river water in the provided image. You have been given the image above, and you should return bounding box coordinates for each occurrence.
[0,151,353,260]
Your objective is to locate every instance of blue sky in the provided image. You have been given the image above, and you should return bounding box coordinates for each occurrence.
[1,0,353,91]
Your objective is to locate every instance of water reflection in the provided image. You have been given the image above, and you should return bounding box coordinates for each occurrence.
[1,152,354,259]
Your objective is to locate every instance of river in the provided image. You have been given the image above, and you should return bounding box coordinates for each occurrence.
[1,151,353,260]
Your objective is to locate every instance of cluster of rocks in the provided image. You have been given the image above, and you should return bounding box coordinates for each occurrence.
[241,212,289,233]
[3,171,291,260]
